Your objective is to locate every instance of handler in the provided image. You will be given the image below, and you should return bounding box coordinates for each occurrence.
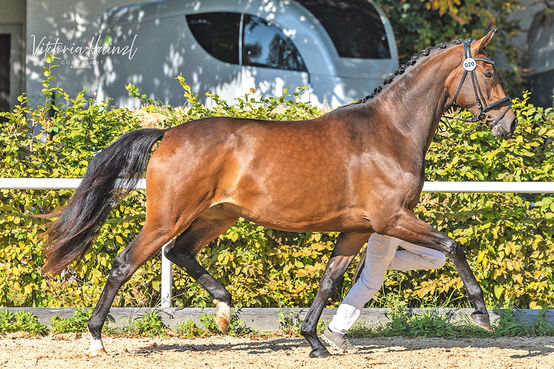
[323,233,446,352]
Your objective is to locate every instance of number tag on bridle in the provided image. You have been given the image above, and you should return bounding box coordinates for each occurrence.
[463,58,476,71]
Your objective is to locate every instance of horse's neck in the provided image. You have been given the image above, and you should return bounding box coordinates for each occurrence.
[376,52,456,151]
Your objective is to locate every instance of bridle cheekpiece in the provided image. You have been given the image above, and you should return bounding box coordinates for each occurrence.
[442,39,512,134]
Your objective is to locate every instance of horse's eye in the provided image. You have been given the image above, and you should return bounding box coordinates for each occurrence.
[484,71,493,78]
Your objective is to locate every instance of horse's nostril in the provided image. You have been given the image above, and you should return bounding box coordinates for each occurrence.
[510,118,517,132]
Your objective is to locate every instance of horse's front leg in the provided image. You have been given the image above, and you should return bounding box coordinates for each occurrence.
[301,232,369,358]
[381,208,490,329]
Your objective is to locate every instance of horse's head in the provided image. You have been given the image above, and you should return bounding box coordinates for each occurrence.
[446,29,517,137]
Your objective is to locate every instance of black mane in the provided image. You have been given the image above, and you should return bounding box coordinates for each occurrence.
[357,39,464,103]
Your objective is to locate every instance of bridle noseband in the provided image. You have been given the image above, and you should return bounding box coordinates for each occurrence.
[442,39,512,134]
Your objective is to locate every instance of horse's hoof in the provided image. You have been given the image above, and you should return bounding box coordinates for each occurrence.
[86,348,107,358]
[471,311,492,331]
[309,348,330,358]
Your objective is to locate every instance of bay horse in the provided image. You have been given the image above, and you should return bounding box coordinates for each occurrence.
[42,30,516,358]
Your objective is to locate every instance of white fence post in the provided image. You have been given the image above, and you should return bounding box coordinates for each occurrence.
[1,177,553,309]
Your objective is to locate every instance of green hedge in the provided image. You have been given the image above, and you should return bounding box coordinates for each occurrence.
[0,65,552,309]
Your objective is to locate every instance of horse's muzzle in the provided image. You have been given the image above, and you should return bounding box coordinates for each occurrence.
[490,117,515,138]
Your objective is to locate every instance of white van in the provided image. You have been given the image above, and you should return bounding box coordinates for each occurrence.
[95,0,398,108]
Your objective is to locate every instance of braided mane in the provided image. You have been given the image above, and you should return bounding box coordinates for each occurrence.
[357,39,464,103]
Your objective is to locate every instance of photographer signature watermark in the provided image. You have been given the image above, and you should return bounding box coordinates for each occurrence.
[31,34,138,68]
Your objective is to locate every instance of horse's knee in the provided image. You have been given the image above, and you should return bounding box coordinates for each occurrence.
[164,238,199,264]
[319,274,342,295]
[442,239,464,258]
[164,245,179,262]
[164,244,194,267]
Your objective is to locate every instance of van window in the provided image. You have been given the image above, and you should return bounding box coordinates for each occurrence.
[0,34,10,115]
[186,12,240,64]
[242,14,307,72]
[296,0,391,59]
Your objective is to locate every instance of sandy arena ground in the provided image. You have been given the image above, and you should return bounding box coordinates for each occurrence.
[0,334,552,369]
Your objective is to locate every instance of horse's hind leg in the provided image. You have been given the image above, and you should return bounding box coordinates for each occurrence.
[164,207,239,334]
[86,224,180,357]
[301,232,369,358]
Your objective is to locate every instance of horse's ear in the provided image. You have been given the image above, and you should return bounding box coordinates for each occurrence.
[471,29,497,55]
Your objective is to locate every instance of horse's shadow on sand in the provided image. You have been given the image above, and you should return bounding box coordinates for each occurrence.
[135,336,553,359]
[135,337,304,355]
[351,337,554,360]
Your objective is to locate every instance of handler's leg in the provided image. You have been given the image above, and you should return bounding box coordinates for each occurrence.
[388,241,446,270]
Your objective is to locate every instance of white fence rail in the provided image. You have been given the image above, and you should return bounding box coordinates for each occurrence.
[2,178,553,307]
[2,178,553,193]
[0,178,147,190]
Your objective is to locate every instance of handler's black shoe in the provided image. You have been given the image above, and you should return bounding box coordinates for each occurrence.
[322,327,356,353]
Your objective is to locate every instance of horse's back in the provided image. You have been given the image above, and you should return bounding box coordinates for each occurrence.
[151,114,357,172]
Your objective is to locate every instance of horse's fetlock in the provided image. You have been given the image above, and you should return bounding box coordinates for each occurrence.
[87,319,102,338]
[218,290,232,305]
[300,324,311,338]
[468,284,484,299]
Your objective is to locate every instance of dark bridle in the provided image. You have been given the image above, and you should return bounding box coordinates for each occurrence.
[443,38,513,133]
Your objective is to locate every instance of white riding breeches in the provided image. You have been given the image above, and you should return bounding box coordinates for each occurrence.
[328,233,446,334]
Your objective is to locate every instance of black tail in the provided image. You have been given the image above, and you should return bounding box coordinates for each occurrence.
[42,128,166,275]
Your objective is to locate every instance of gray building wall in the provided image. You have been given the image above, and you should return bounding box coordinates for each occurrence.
[25,0,143,108]
[0,0,26,111]
[0,0,26,24]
